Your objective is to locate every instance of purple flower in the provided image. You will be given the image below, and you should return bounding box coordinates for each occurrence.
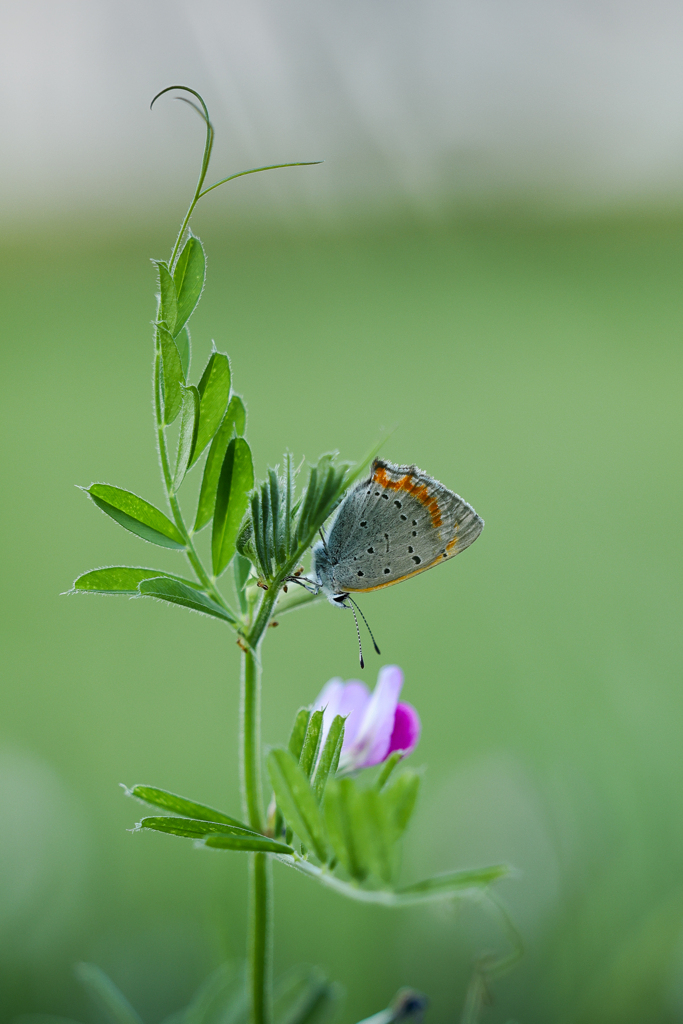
[314,665,421,772]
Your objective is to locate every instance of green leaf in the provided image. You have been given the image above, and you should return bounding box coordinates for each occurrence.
[202,833,294,854]
[154,260,178,336]
[395,864,509,899]
[123,784,248,828]
[176,325,191,379]
[74,963,143,1024]
[288,709,311,761]
[380,771,421,841]
[86,484,185,549]
[158,325,185,424]
[194,396,247,532]
[191,351,232,465]
[173,234,206,333]
[174,385,200,489]
[273,966,340,1024]
[136,816,294,853]
[299,710,324,778]
[135,815,269,841]
[323,777,367,881]
[211,438,254,577]
[233,552,251,615]
[267,749,327,862]
[137,577,236,623]
[355,788,393,885]
[312,716,345,801]
[72,567,202,594]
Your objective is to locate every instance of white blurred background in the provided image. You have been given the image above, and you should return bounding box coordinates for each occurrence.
[3,0,683,227]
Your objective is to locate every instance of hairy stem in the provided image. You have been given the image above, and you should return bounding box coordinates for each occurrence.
[248,849,272,1024]
[241,586,280,1024]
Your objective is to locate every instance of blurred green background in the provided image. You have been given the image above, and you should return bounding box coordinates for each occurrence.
[1,211,682,1023]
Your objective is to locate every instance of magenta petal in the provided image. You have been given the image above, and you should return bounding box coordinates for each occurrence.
[387,702,421,758]
[350,665,404,768]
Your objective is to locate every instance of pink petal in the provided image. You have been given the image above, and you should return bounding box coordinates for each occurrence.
[350,665,404,768]
[336,681,370,750]
[314,678,344,747]
[314,679,370,750]
[387,702,421,758]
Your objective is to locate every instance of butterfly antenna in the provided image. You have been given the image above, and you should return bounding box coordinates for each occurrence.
[346,600,365,668]
[347,596,381,655]
[318,526,330,556]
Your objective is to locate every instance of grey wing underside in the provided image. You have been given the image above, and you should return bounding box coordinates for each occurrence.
[325,468,483,593]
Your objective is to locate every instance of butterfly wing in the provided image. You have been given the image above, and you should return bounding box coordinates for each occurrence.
[325,459,483,594]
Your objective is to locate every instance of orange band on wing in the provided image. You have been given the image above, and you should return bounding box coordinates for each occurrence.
[373,466,443,527]
[342,547,456,593]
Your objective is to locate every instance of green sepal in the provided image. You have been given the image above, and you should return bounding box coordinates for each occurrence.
[123,784,247,828]
[194,395,247,532]
[173,385,200,489]
[312,716,345,801]
[288,709,311,761]
[323,777,366,881]
[137,577,236,623]
[153,260,178,336]
[299,710,324,778]
[237,441,384,585]
[72,567,202,594]
[376,750,403,791]
[172,233,205,334]
[267,749,327,862]
[74,962,143,1024]
[380,770,420,841]
[211,437,254,577]
[157,325,185,424]
[283,709,310,843]
[191,351,231,465]
[86,484,185,549]
[355,788,393,885]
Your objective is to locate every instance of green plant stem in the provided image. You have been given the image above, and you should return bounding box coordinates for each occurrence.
[248,850,272,1024]
[240,585,280,1024]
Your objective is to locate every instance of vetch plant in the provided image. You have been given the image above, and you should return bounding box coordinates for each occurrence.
[68,88,518,1024]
